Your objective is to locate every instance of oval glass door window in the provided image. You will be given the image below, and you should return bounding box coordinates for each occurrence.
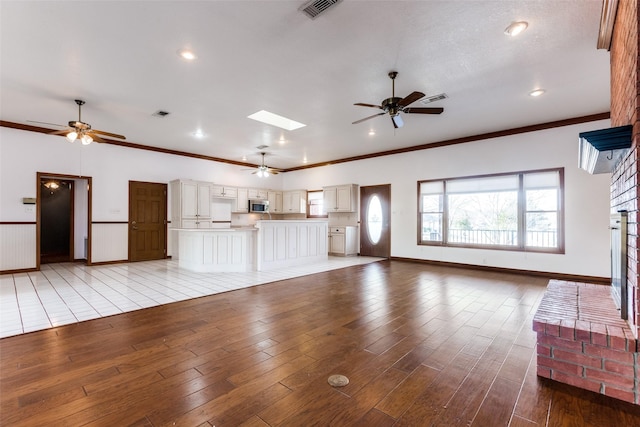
[367,195,383,244]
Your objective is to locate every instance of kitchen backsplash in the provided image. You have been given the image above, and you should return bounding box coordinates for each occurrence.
[328,212,358,226]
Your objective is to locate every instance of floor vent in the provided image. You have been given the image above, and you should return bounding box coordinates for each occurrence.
[152,110,170,118]
[420,93,448,105]
[300,0,342,19]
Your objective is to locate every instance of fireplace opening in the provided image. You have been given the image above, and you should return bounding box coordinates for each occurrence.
[610,211,628,320]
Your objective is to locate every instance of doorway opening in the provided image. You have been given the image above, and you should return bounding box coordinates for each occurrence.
[37,172,91,268]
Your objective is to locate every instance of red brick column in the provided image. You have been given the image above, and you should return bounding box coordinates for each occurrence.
[610,0,639,338]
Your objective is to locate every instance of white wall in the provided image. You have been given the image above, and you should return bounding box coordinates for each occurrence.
[0,127,282,269]
[1,120,612,277]
[281,120,612,278]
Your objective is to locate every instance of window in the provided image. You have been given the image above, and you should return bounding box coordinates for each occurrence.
[307,190,327,218]
[418,168,563,252]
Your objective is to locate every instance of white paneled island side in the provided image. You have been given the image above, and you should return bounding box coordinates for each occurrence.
[175,228,257,273]
[174,220,329,273]
[255,220,328,271]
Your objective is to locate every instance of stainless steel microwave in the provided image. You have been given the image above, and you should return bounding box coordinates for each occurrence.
[249,199,269,213]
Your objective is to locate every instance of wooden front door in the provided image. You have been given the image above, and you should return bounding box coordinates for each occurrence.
[129,181,167,262]
[360,184,391,258]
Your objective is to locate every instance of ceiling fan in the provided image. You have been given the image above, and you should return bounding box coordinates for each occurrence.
[249,152,280,177]
[352,71,444,128]
[29,99,126,145]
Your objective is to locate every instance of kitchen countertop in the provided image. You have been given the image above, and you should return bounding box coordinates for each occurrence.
[172,227,257,232]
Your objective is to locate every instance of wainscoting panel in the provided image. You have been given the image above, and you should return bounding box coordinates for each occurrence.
[0,223,36,271]
[91,223,128,263]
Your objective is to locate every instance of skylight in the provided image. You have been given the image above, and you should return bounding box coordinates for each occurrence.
[247,110,306,131]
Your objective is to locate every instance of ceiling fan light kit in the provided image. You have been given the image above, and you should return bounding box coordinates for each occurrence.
[353,71,444,129]
[32,99,126,146]
[251,152,279,178]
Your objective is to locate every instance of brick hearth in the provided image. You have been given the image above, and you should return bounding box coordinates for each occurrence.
[533,280,639,404]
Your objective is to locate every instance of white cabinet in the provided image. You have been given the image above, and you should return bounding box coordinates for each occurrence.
[234,188,249,213]
[323,184,358,213]
[211,185,237,199]
[170,180,212,228]
[282,190,307,213]
[328,226,358,256]
[248,188,268,200]
[267,191,283,213]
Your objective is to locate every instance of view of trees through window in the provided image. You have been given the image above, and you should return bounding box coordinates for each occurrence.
[419,169,563,252]
[448,191,518,245]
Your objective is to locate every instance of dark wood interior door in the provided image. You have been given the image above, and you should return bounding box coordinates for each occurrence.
[360,184,391,258]
[129,181,167,262]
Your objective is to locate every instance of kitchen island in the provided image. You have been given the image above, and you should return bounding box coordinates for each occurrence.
[174,219,329,273]
[174,227,257,272]
[255,219,328,271]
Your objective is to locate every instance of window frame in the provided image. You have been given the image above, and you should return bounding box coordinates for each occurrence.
[417,168,565,253]
[307,189,328,218]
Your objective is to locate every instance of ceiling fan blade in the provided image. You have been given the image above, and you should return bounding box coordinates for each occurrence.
[392,114,404,128]
[352,112,385,124]
[27,120,66,128]
[91,129,126,139]
[403,107,444,114]
[49,129,71,135]
[87,132,105,143]
[354,103,383,109]
[397,91,426,107]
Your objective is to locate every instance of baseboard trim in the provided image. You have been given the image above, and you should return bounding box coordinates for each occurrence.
[88,259,129,267]
[389,256,610,285]
[0,267,38,275]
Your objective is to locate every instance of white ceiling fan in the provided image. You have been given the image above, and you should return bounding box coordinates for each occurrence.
[247,152,280,178]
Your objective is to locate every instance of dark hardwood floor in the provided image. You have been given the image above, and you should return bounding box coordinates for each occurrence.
[2,260,640,426]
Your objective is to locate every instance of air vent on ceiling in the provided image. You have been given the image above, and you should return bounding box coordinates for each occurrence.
[299,0,342,19]
[152,110,170,118]
[420,93,448,105]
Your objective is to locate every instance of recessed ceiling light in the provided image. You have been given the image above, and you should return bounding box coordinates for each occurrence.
[529,89,546,97]
[504,21,528,36]
[192,129,205,138]
[248,110,306,131]
[177,48,197,60]
[368,130,376,136]
[303,157,308,164]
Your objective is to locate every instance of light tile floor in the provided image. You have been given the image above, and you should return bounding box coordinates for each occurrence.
[0,256,382,339]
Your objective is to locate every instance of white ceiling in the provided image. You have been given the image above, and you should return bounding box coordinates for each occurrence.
[0,0,610,170]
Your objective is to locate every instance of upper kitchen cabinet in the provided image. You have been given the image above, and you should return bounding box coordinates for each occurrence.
[170,180,212,228]
[267,190,283,213]
[282,190,307,214]
[211,185,237,199]
[323,184,358,213]
[248,188,268,200]
[234,188,249,213]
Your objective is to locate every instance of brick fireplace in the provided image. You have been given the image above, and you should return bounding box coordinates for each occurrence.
[534,0,640,405]
[534,280,638,403]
